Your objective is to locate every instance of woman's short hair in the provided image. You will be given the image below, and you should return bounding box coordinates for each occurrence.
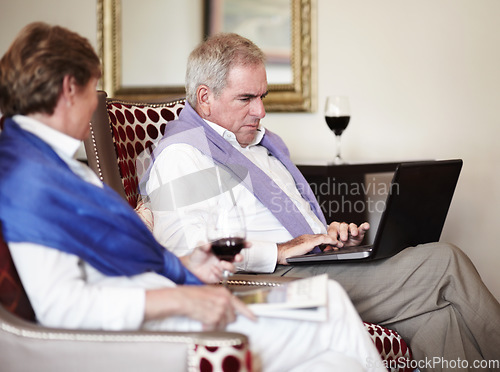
[0,22,101,117]
[185,33,265,108]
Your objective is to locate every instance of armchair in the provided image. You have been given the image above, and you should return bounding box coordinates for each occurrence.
[0,92,251,370]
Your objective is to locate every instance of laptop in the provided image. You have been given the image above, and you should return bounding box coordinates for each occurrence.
[287,159,463,264]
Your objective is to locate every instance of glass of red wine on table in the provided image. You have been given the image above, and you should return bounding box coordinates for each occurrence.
[325,95,351,164]
[207,205,246,286]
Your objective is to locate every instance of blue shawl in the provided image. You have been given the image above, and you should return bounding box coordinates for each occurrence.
[0,119,201,285]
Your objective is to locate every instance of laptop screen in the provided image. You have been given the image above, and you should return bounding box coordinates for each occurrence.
[362,171,394,245]
[289,160,462,263]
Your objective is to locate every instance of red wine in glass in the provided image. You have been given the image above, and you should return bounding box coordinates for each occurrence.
[211,237,245,262]
[207,206,246,285]
[324,96,351,164]
[325,116,350,136]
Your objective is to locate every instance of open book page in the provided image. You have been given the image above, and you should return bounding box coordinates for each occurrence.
[234,274,328,321]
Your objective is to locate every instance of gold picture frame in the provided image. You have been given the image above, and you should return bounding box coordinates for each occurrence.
[97,0,316,112]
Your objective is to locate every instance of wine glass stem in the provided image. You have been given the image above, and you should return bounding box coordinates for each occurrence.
[221,269,230,287]
[335,134,342,160]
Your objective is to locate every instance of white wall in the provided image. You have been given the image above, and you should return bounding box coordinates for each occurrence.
[1,0,499,301]
[0,0,97,50]
[266,0,500,302]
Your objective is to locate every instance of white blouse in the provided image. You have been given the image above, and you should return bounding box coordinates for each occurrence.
[7,115,171,330]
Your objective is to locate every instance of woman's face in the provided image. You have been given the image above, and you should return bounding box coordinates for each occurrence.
[68,77,99,140]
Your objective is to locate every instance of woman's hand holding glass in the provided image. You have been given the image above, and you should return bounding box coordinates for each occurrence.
[180,243,244,284]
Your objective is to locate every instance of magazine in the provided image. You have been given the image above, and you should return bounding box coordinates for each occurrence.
[233,274,328,321]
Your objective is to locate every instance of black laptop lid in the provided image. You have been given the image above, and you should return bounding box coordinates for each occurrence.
[371,159,463,260]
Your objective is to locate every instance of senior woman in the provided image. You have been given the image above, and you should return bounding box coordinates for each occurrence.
[0,23,384,371]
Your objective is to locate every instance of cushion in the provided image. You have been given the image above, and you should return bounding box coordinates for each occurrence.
[364,322,413,372]
[106,99,186,208]
[191,342,252,372]
[0,225,36,321]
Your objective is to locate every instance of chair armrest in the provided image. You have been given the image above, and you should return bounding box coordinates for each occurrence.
[0,305,249,372]
[226,273,298,292]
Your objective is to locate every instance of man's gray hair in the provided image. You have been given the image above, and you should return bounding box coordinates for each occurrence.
[185,33,265,108]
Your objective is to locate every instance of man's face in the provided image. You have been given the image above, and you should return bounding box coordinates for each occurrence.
[204,63,268,147]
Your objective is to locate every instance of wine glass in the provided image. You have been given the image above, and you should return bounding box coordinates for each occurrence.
[206,205,246,286]
[324,95,351,164]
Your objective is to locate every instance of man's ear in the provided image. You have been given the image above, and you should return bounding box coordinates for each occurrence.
[196,85,211,118]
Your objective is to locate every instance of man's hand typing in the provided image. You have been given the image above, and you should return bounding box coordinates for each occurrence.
[327,222,370,248]
[277,233,336,265]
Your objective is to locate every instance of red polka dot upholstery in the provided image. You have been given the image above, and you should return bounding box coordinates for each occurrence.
[191,322,408,371]
[364,322,413,372]
[192,342,252,372]
[106,99,186,208]
[0,224,36,321]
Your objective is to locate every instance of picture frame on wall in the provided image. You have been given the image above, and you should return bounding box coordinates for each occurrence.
[205,0,291,65]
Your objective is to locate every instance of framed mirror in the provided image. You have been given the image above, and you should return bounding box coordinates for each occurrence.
[97,0,316,112]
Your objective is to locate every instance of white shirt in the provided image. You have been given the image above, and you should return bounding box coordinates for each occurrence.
[146,121,326,273]
[8,115,173,330]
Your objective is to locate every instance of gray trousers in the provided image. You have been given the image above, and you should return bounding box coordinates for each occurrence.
[275,243,500,372]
